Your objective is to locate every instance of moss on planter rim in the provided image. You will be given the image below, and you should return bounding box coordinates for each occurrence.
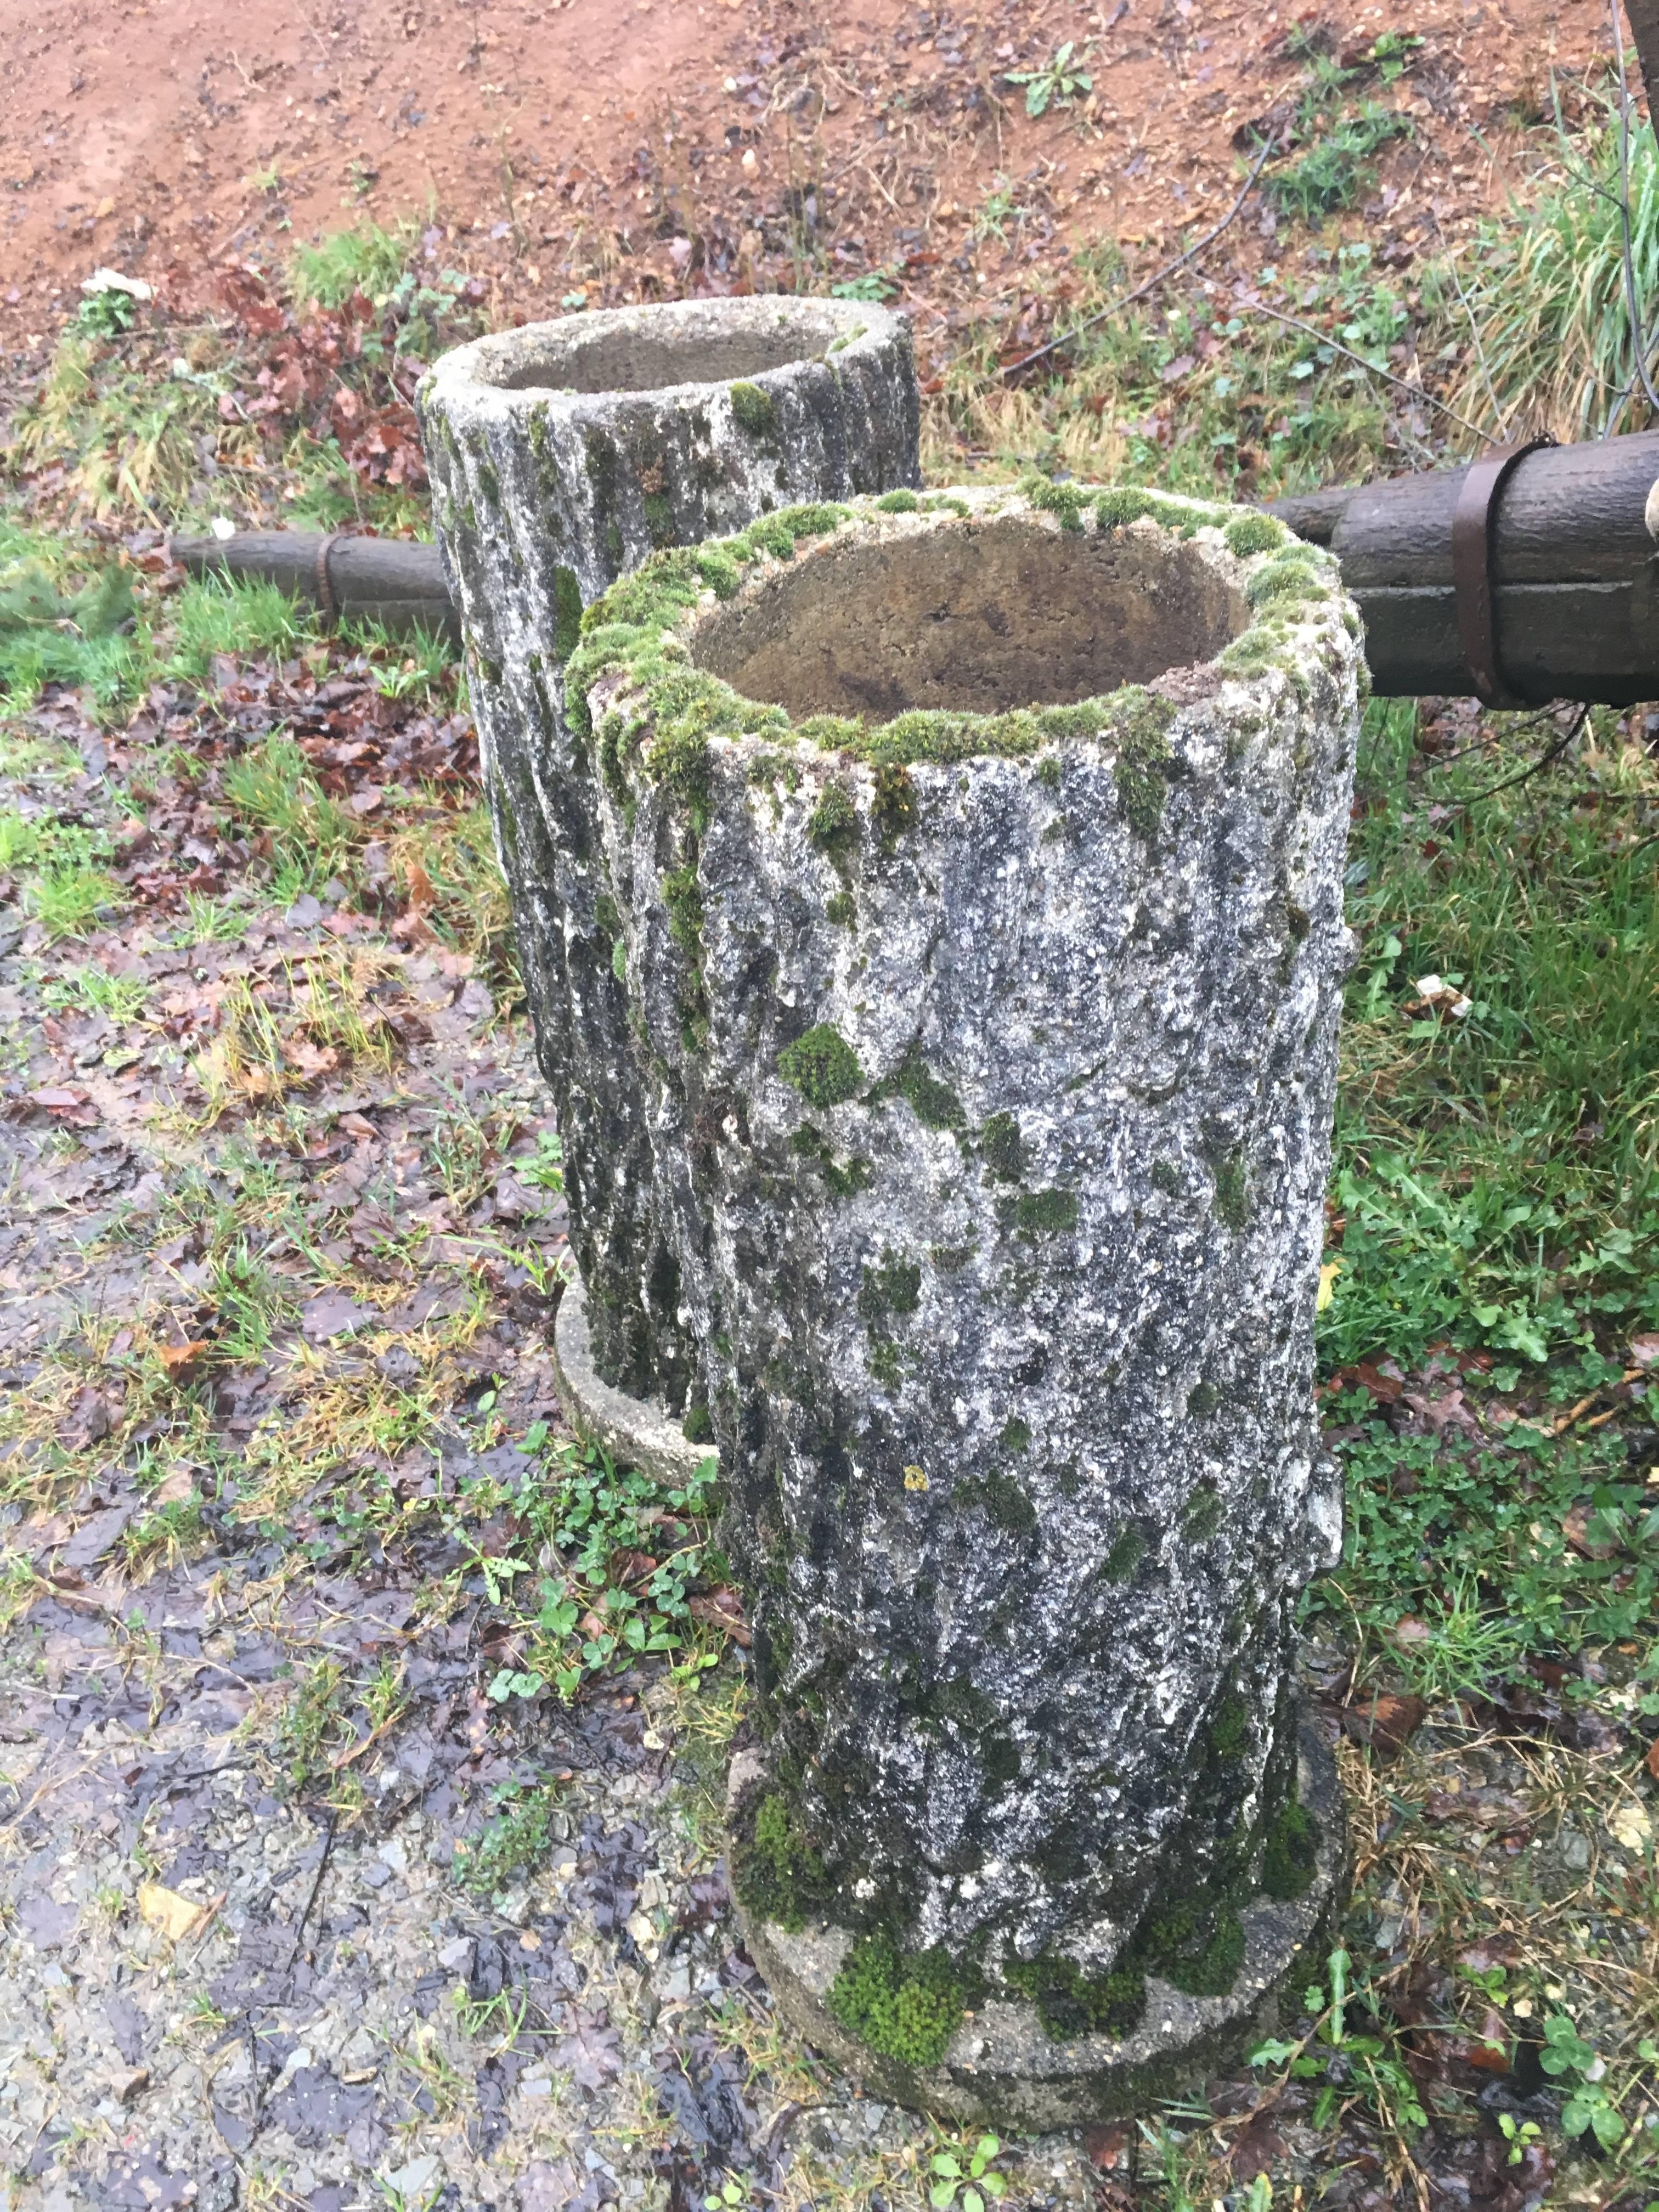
[562,487,1345,817]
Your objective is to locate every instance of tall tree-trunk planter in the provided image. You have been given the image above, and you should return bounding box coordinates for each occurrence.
[567,484,1359,2123]
[417,300,920,1409]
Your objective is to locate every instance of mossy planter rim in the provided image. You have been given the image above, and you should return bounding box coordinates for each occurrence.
[568,482,1350,786]
[419,296,912,425]
[728,1719,1347,2129]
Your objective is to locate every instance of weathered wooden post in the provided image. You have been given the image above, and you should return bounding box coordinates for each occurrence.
[566,483,1357,2122]
[417,299,920,1423]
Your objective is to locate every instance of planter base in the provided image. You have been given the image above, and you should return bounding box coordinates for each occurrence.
[551,1280,711,1486]
[730,1722,1346,2131]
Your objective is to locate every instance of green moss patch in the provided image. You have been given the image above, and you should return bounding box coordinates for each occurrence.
[1016,1187,1079,1237]
[1004,1949,1147,2042]
[888,1051,965,1131]
[828,1931,968,2069]
[729,380,778,438]
[566,492,1346,840]
[980,1111,1025,1181]
[1138,1897,1246,1997]
[733,1789,830,1933]
[779,1023,865,1108]
[808,781,859,856]
[1223,512,1289,558]
[1261,1800,1320,1900]
[858,1249,922,1322]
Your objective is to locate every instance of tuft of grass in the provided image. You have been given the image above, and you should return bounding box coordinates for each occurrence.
[30,862,125,940]
[8,333,224,524]
[1439,91,1659,437]
[165,576,311,682]
[221,732,356,891]
[290,221,415,310]
[0,527,148,713]
[40,964,151,1023]
[0,803,126,939]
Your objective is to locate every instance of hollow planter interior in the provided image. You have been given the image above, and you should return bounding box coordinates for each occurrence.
[692,504,1249,714]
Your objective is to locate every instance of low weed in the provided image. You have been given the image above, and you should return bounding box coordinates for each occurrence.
[383,799,512,971]
[453,1777,567,1897]
[442,1428,721,1702]
[122,1491,208,1573]
[1264,33,1416,222]
[1251,1946,1428,2144]
[277,1656,349,1791]
[1318,1406,1658,1685]
[1003,41,1092,119]
[8,333,222,524]
[0,527,145,712]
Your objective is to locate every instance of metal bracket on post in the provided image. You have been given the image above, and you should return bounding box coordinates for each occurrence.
[1451,436,1555,708]
[313,533,340,625]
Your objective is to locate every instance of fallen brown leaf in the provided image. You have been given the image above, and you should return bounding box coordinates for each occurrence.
[137,1881,211,1942]
[1084,2123,1130,2171]
[1341,1689,1428,1759]
[688,1585,752,1647]
[1562,1503,1618,1561]
[156,1340,210,1380]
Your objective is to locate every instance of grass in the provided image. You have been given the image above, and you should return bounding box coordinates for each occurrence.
[1441,88,1659,437]
[1327,701,1659,1375]
[929,239,1410,500]
[1262,33,1417,223]
[221,732,356,890]
[1314,696,1659,1720]
[290,221,416,311]
[0,801,126,939]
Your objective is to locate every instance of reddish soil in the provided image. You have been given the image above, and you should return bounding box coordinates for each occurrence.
[0,0,1623,361]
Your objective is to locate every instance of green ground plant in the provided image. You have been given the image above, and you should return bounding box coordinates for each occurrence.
[1265,34,1416,221]
[453,1777,568,1897]
[1250,1947,1429,2141]
[1003,41,1092,119]
[290,221,416,310]
[1327,699,1659,1374]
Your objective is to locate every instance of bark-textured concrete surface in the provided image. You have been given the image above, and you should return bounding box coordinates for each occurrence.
[419,300,920,1411]
[568,484,1362,2102]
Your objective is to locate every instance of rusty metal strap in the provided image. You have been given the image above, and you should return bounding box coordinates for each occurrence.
[1452,435,1555,708]
[314,532,340,624]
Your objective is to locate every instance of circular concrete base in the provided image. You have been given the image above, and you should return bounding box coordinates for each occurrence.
[730,1720,1347,2130]
[550,1279,712,1485]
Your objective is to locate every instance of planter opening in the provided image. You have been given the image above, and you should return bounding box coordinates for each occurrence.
[691,509,1250,718]
[473,298,862,394]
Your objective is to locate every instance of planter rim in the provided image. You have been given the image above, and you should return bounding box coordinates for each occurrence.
[567,482,1355,774]
[421,296,911,422]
